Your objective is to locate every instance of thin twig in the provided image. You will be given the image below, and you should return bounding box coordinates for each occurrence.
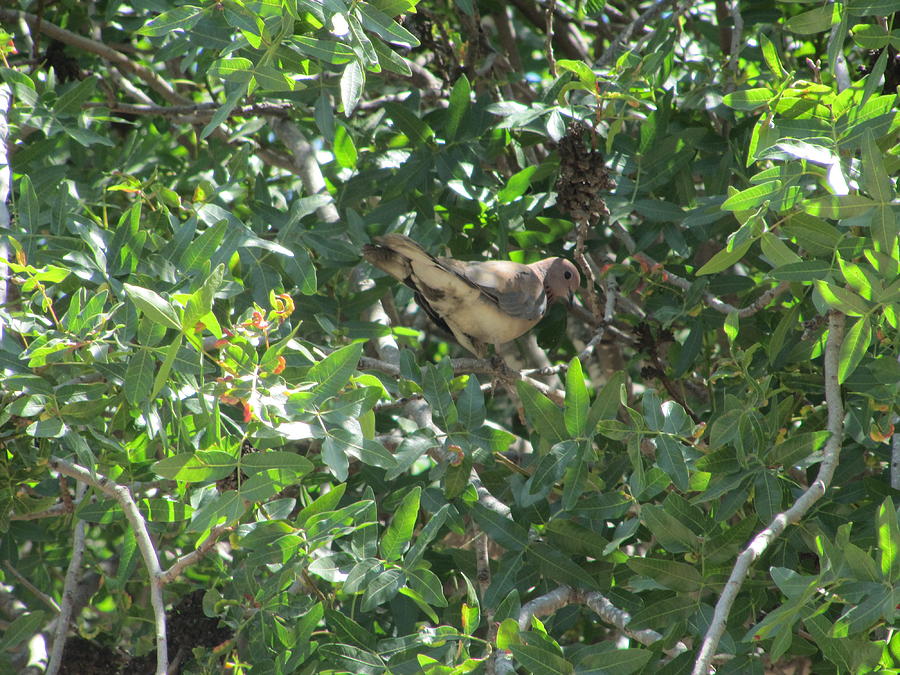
[46,482,87,675]
[691,311,846,675]
[574,219,602,322]
[545,0,557,77]
[727,1,744,74]
[4,561,60,613]
[10,502,76,520]
[159,523,232,585]
[612,223,790,317]
[596,0,678,69]
[404,399,512,518]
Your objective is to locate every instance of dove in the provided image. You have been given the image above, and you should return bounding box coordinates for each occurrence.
[362,233,580,357]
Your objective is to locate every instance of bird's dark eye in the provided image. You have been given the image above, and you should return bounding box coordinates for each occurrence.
[564,271,572,280]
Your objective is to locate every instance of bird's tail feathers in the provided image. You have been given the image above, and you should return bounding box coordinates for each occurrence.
[362,243,411,281]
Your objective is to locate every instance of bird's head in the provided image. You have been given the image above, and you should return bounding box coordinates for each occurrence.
[541,258,581,306]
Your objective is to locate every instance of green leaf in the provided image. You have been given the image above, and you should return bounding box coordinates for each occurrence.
[318,643,384,671]
[307,342,365,405]
[722,88,773,111]
[140,498,194,521]
[422,361,458,428]
[444,74,471,141]
[851,23,890,48]
[138,5,203,35]
[383,101,434,145]
[871,205,898,256]
[27,418,66,438]
[497,166,538,204]
[443,454,471,499]
[0,612,46,649]
[721,181,781,211]
[586,370,625,432]
[696,238,753,276]
[556,59,595,86]
[208,57,253,82]
[361,567,404,610]
[767,430,830,467]
[862,130,897,251]
[760,232,801,267]
[333,123,358,169]
[838,316,872,384]
[804,195,877,219]
[152,451,236,482]
[241,451,314,477]
[471,503,528,551]
[340,60,365,116]
[405,566,448,607]
[297,483,347,527]
[189,490,246,532]
[293,37,355,64]
[759,33,787,79]
[404,503,450,568]
[877,497,900,583]
[527,542,598,589]
[640,504,700,553]
[496,617,521,650]
[723,309,739,343]
[182,222,228,276]
[815,280,872,316]
[784,5,837,34]
[782,213,841,256]
[516,380,567,444]
[574,643,653,674]
[561,441,590,511]
[357,2,420,47]
[370,38,412,76]
[626,557,703,592]
[75,499,121,523]
[456,376,485,429]
[754,471,783,523]
[54,76,99,116]
[656,435,690,491]
[564,357,589,437]
[510,644,574,675]
[124,349,156,406]
[380,486,421,561]
[124,283,181,331]
[770,260,832,282]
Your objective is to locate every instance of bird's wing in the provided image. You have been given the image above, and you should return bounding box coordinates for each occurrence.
[447,260,547,321]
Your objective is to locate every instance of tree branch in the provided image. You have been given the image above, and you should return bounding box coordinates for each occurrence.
[691,311,846,675]
[48,457,169,675]
[46,483,86,675]
[508,0,588,61]
[359,354,566,404]
[89,101,293,119]
[0,9,189,106]
[517,585,689,654]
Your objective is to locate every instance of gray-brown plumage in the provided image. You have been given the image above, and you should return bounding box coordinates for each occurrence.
[362,234,581,357]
